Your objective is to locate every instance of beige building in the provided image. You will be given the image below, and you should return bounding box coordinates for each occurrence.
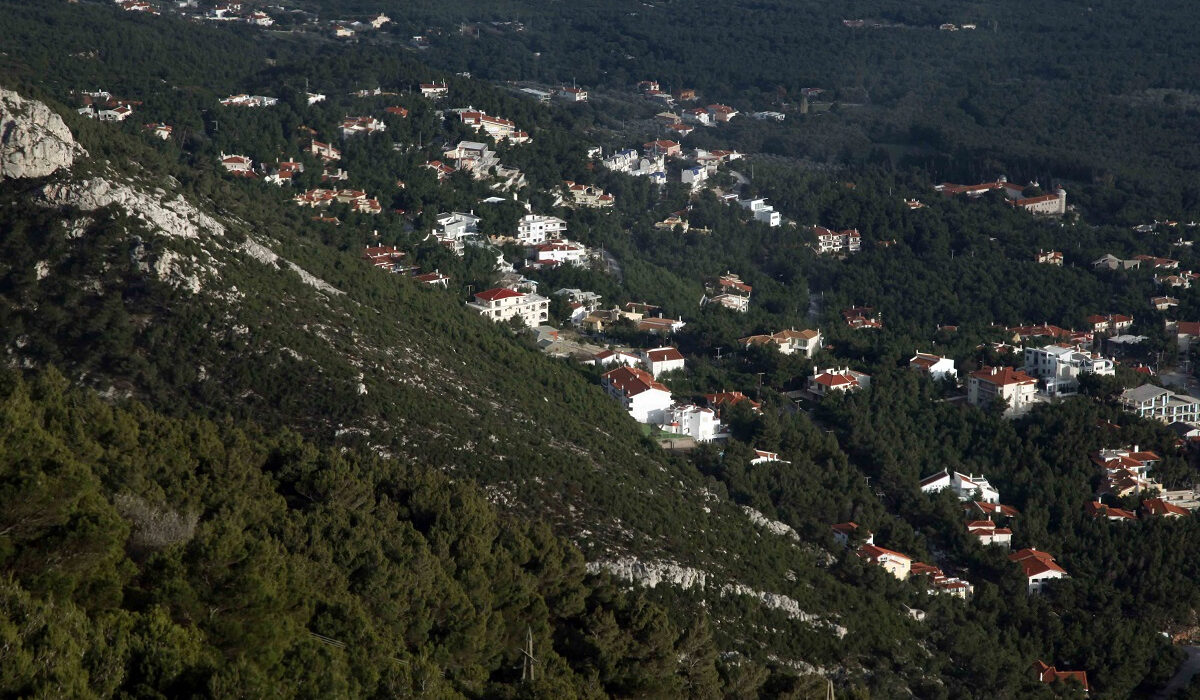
[968,366,1037,415]
[467,288,549,327]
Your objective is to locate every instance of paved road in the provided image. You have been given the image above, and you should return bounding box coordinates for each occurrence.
[1158,645,1200,699]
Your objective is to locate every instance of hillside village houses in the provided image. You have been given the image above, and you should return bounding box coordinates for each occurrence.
[78,89,139,121]
[808,367,871,397]
[561,181,614,207]
[1085,313,1133,335]
[967,520,1012,548]
[1032,661,1089,694]
[703,272,752,313]
[920,470,1000,503]
[637,316,687,334]
[1023,344,1115,396]
[587,349,640,369]
[813,226,862,255]
[1035,249,1064,265]
[967,366,1038,416]
[307,140,341,161]
[739,198,781,227]
[739,328,822,357]
[843,306,883,330]
[935,177,1067,216]
[454,108,531,143]
[1151,296,1179,311]
[641,346,686,378]
[909,351,958,381]
[855,542,974,597]
[659,403,724,443]
[601,366,673,423]
[1143,497,1190,518]
[530,240,588,267]
[419,82,449,98]
[750,449,788,464]
[219,94,278,108]
[555,86,588,102]
[430,211,481,255]
[1170,320,1200,353]
[264,160,303,186]
[143,122,172,140]
[219,153,254,175]
[1085,501,1138,522]
[340,116,386,137]
[507,214,567,246]
[681,165,707,192]
[1009,548,1069,593]
[1093,253,1141,271]
[362,246,406,273]
[467,287,550,327]
[1119,384,1200,424]
[442,141,499,177]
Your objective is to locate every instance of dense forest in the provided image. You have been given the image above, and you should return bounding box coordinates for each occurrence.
[4,0,1200,697]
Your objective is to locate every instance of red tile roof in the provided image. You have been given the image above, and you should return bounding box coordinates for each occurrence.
[602,366,669,397]
[1143,498,1189,517]
[970,366,1036,386]
[646,347,684,363]
[474,287,524,302]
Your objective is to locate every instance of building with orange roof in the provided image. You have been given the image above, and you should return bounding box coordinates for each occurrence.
[1032,660,1089,693]
[601,366,674,423]
[808,368,871,397]
[1009,549,1068,592]
[968,366,1037,416]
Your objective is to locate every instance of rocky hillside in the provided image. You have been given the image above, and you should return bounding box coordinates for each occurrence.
[0,85,884,686]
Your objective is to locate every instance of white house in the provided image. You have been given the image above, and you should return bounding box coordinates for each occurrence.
[533,241,587,267]
[556,86,588,102]
[1119,384,1200,423]
[967,521,1012,548]
[920,470,1000,503]
[435,211,481,239]
[831,522,871,548]
[909,352,958,382]
[859,544,912,580]
[516,214,567,245]
[750,449,789,465]
[681,166,708,191]
[466,288,550,327]
[739,198,781,227]
[1023,344,1115,396]
[967,366,1038,415]
[340,116,386,138]
[601,366,674,423]
[601,148,639,172]
[809,367,870,397]
[813,226,862,255]
[660,404,722,442]
[219,153,253,174]
[642,346,686,377]
[419,82,448,98]
[589,349,640,368]
[1009,549,1068,593]
[739,328,821,358]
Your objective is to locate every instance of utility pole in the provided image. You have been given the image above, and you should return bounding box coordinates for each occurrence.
[520,626,537,682]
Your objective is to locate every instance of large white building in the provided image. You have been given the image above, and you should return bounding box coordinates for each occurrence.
[920,470,1000,503]
[659,404,722,442]
[601,366,674,423]
[1023,344,1115,396]
[967,366,1038,416]
[739,198,781,227]
[909,352,958,382]
[466,288,550,327]
[813,226,862,255]
[739,329,821,357]
[642,347,686,378]
[515,214,567,245]
[1119,385,1200,424]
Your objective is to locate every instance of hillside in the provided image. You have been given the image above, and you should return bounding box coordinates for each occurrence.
[6,1,1200,698]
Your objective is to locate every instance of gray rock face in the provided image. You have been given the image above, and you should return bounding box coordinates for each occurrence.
[0,88,83,179]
